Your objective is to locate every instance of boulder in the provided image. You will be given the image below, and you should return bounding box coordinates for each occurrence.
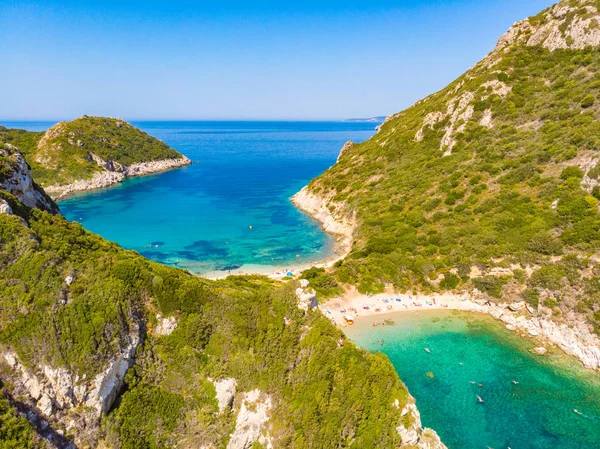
[532,347,547,356]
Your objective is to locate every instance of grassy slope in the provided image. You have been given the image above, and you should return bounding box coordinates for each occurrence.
[0,191,407,448]
[307,1,600,332]
[0,116,183,187]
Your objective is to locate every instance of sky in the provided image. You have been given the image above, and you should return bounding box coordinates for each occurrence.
[1,0,555,121]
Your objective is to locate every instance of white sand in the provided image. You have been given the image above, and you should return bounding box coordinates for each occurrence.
[320,287,481,327]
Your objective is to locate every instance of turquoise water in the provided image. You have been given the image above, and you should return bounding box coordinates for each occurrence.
[6,121,377,274]
[345,310,600,449]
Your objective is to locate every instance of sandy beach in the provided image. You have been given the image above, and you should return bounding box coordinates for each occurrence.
[201,236,349,281]
[319,287,482,327]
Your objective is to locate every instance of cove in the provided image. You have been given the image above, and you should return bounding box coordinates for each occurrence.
[54,121,377,274]
[344,310,600,449]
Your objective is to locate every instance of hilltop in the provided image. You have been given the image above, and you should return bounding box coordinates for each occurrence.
[295,0,600,339]
[0,116,190,199]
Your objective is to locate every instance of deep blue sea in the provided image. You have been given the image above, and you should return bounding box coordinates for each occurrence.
[4,121,377,274]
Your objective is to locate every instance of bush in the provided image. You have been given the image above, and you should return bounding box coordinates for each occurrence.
[439,273,460,290]
[581,94,595,108]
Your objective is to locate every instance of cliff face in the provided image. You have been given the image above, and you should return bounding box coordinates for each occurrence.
[0,143,58,214]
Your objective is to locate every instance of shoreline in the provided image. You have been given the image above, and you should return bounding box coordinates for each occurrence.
[200,241,347,281]
[49,156,191,201]
[201,184,355,281]
[321,289,600,371]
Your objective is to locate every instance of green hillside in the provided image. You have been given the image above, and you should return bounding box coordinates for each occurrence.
[0,116,184,187]
[0,189,410,448]
[305,0,600,332]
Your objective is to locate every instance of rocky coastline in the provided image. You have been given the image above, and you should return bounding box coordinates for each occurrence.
[398,395,447,449]
[45,155,191,200]
[291,187,356,261]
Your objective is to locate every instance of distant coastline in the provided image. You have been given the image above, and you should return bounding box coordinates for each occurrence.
[344,116,386,123]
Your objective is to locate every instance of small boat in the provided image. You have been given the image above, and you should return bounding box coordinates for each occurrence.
[574,409,583,415]
[459,362,464,366]
[512,380,519,385]
[470,381,476,385]
[424,348,431,354]
[477,396,484,403]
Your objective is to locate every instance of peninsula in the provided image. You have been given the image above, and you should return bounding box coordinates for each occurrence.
[0,116,191,200]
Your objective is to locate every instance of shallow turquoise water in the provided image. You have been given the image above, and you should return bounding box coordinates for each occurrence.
[345,310,600,449]
[6,121,377,274]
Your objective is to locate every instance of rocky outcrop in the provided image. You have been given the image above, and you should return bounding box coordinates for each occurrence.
[227,389,273,449]
[45,155,191,200]
[212,378,237,413]
[336,140,354,163]
[1,323,141,420]
[398,396,447,449]
[494,1,600,54]
[0,198,12,215]
[291,186,356,257]
[154,315,178,336]
[295,279,318,311]
[0,144,58,214]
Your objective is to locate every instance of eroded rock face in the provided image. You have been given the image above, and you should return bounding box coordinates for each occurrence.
[495,1,600,53]
[154,315,178,336]
[212,378,237,413]
[0,198,12,215]
[398,397,447,449]
[0,144,58,214]
[1,323,141,420]
[295,280,318,312]
[227,389,273,449]
[45,155,191,200]
[291,186,356,257]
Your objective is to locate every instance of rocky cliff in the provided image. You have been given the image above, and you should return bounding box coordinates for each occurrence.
[0,143,58,214]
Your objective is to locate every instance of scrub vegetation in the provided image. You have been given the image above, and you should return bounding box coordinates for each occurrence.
[307,0,600,332]
[0,188,407,448]
[0,116,182,187]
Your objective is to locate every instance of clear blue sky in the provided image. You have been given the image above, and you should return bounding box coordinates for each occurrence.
[1,0,554,121]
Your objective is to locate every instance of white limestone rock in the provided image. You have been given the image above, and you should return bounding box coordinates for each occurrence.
[0,144,57,213]
[398,398,447,449]
[0,199,12,215]
[295,285,318,312]
[227,389,273,449]
[154,315,178,336]
[532,347,548,356]
[37,394,54,416]
[213,378,237,413]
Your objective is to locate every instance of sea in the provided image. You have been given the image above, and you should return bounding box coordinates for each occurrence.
[4,120,378,275]
[345,310,600,449]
